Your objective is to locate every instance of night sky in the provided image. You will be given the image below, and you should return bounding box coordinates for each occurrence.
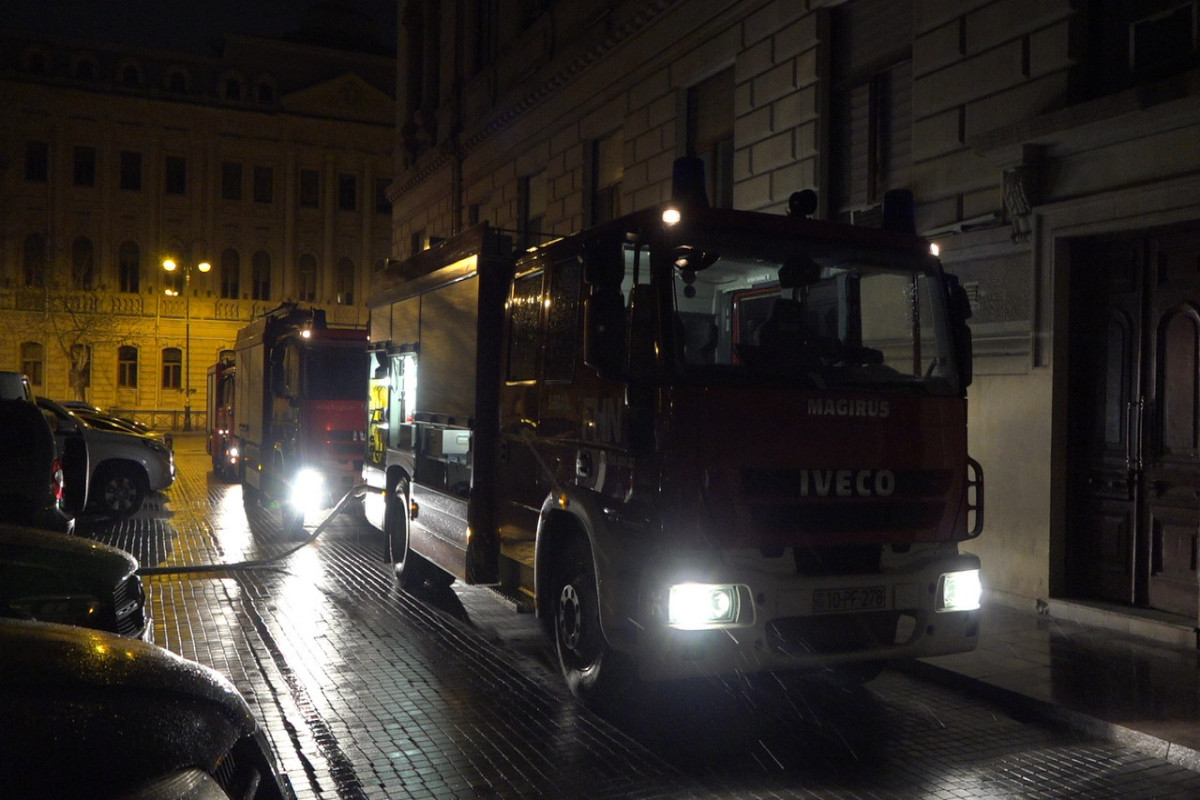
[1,0,396,54]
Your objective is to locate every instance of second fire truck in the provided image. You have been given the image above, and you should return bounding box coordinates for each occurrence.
[233,303,368,536]
[362,160,984,705]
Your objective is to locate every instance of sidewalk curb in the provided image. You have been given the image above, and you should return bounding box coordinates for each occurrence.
[896,659,1200,773]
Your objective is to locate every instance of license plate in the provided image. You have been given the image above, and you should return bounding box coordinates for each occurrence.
[812,586,887,613]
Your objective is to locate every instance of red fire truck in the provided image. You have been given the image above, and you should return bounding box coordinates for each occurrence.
[205,350,237,481]
[233,303,368,536]
[362,160,983,705]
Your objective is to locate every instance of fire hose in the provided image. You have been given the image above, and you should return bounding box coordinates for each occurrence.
[137,483,369,576]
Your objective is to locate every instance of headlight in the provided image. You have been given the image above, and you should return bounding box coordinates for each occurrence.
[10,594,101,627]
[289,468,326,512]
[120,768,229,800]
[667,583,750,629]
[937,569,982,612]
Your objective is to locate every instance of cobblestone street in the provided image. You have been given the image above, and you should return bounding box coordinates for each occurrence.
[79,435,1200,800]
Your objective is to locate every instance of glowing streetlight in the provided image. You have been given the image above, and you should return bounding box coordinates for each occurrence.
[163,256,211,431]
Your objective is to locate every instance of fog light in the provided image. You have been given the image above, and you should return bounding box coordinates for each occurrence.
[668,583,742,629]
[938,569,981,612]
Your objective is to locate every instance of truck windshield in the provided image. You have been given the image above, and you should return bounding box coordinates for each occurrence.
[304,346,369,400]
[649,236,960,396]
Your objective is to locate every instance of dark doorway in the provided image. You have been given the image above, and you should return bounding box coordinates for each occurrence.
[1067,222,1200,623]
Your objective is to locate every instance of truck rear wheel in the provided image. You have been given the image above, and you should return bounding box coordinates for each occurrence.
[387,478,451,590]
[553,537,634,708]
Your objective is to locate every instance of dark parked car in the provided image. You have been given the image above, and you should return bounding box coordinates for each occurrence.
[0,619,295,799]
[0,398,88,534]
[0,523,150,640]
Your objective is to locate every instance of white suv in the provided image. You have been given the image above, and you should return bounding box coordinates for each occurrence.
[37,398,175,518]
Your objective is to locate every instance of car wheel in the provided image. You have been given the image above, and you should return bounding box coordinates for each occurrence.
[553,536,634,708]
[386,478,450,590]
[95,464,147,518]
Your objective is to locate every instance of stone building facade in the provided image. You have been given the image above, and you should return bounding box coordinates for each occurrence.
[0,23,395,428]
[386,0,1200,631]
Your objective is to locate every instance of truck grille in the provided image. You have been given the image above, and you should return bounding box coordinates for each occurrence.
[766,611,906,655]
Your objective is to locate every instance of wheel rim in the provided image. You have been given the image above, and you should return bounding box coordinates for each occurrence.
[104,475,136,513]
[557,581,585,657]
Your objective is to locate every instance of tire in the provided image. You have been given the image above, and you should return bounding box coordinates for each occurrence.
[94,463,147,518]
[386,478,451,590]
[553,537,634,708]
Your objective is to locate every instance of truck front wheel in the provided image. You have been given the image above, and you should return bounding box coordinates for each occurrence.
[553,538,633,708]
[387,478,450,590]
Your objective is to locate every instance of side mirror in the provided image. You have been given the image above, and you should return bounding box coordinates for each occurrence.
[946,276,973,388]
[583,288,626,381]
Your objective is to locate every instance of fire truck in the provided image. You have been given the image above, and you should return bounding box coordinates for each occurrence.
[233,303,368,536]
[362,159,983,705]
[205,350,237,481]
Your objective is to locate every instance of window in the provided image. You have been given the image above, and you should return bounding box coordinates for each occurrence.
[297,255,318,302]
[300,169,320,208]
[686,68,734,209]
[224,79,242,101]
[118,345,138,388]
[251,251,271,301]
[829,0,913,223]
[375,178,392,214]
[167,70,187,92]
[71,236,95,290]
[25,141,48,182]
[335,258,355,305]
[545,259,582,381]
[120,64,140,86]
[221,162,242,201]
[118,241,141,293]
[519,172,546,249]
[23,234,46,288]
[506,272,542,382]
[257,81,275,105]
[253,166,273,203]
[1086,1,1200,96]
[120,151,142,191]
[220,248,240,299]
[473,0,497,75]
[338,174,358,211]
[73,146,97,187]
[410,230,425,257]
[590,131,623,225]
[162,348,182,389]
[21,342,45,387]
[165,156,187,195]
[74,58,95,80]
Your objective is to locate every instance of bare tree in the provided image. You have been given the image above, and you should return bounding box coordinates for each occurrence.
[17,281,147,402]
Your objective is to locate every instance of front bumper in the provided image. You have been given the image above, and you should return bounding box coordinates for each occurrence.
[631,548,981,683]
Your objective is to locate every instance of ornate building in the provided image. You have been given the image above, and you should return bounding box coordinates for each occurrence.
[387,0,1200,633]
[0,14,395,427]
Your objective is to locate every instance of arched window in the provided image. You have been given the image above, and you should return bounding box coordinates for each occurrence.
[167,69,187,93]
[118,345,138,388]
[335,258,356,306]
[120,63,141,86]
[73,57,96,80]
[256,80,275,105]
[71,236,95,289]
[224,78,242,101]
[220,248,240,299]
[21,342,45,387]
[251,250,271,301]
[162,348,182,389]
[118,241,141,293]
[23,233,46,288]
[297,254,318,302]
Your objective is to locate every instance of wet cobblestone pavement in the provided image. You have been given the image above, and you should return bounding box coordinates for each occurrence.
[79,435,1200,799]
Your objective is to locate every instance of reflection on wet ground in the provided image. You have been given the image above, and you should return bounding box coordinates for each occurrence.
[77,436,1200,799]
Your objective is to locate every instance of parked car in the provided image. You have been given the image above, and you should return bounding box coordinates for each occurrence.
[0,370,34,402]
[68,406,174,452]
[0,398,88,534]
[0,523,150,640]
[0,619,295,799]
[37,397,175,518]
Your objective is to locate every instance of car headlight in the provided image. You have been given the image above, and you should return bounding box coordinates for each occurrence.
[10,594,102,627]
[120,768,229,800]
[937,569,982,612]
[667,583,751,629]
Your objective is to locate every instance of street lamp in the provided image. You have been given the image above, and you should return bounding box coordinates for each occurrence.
[163,256,211,431]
